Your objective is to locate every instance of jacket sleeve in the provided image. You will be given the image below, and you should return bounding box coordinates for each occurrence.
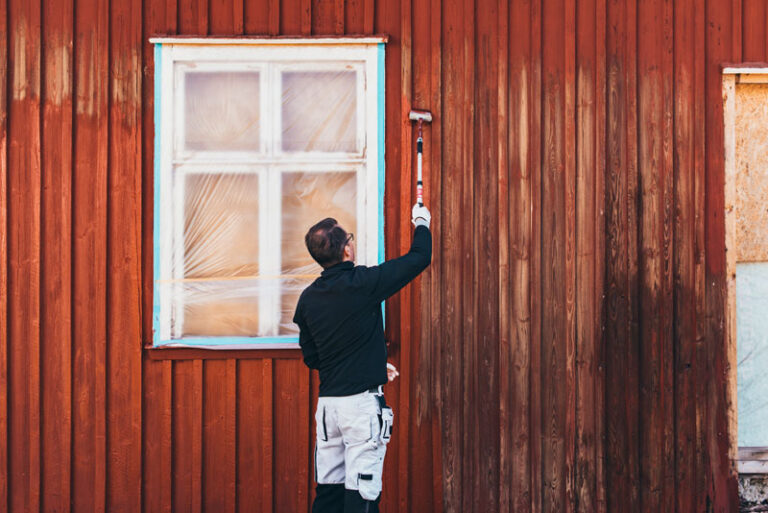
[368,225,432,303]
[294,307,320,369]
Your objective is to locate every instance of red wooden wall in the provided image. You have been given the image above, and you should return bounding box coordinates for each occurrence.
[0,0,759,511]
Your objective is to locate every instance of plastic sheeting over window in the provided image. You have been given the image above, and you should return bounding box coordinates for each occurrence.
[153,40,385,347]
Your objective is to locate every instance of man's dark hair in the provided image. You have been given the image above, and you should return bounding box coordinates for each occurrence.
[305,218,349,269]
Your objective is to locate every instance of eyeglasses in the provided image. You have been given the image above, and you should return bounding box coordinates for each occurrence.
[345,232,354,245]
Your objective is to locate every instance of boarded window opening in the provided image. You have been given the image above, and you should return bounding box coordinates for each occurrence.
[723,68,768,473]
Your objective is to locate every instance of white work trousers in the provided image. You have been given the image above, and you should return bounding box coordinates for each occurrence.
[314,390,394,501]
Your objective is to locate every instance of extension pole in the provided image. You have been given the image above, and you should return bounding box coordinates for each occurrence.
[408,110,433,206]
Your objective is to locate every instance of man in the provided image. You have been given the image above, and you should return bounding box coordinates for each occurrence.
[293,203,432,513]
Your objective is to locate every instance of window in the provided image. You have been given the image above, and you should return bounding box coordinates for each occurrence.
[151,38,386,348]
[723,68,768,472]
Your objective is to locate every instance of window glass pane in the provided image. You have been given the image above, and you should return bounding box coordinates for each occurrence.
[184,71,261,152]
[181,172,260,337]
[281,71,358,153]
[279,171,358,334]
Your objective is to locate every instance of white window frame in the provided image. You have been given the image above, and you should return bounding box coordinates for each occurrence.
[151,38,387,349]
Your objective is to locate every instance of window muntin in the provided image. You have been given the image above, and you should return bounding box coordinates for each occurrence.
[153,40,385,348]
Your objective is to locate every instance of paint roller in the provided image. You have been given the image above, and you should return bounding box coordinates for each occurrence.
[408,110,433,207]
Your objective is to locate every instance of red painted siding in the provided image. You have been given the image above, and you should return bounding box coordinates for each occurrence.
[0,0,749,511]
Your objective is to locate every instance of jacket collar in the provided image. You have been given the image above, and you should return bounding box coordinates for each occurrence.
[321,261,354,276]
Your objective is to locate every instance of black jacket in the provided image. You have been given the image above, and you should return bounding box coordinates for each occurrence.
[293,225,432,396]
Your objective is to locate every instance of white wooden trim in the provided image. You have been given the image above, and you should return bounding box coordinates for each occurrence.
[159,44,175,341]
[722,73,739,464]
[723,66,768,75]
[364,44,380,265]
[738,448,768,474]
[150,36,388,45]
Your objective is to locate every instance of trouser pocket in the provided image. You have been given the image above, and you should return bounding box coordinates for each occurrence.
[378,407,393,443]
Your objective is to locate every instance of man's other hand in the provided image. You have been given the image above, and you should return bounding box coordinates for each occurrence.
[387,362,400,382]
[412,203,431,228]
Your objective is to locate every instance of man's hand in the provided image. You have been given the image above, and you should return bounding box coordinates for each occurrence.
[412,203,431,228]
[387,362,400,382]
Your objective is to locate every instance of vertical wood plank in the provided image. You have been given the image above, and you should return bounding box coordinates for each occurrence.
[209,0,244,35]
[673,1,697,512]
[273,359,309,513]
[280,0,302,35]
[409,0,439,509]
[459,0,475,511]
[141,3,175,512]
[475,0,500,511]
[660,1,676,511]
[693,0,708,511]
[564,0,577,509]
[72,0,109,508]
[704,0,741,510]
[497,1,511,512]
[142,358,172,513]
[574,0,604,509]
[334,0,344,33]
[310,0,333,35]
[363,0,374,34]
[741,0,766,61]
[397,0,412,508]
[244,0,270,34]
[440,0,467,509]
[604,0,637,510]
[40,0,74,510]
[540,0,570,510]
[302,0,312,35]
[529,1,543,512]
[637,0,673,510]
[178,0,208,35]
[172,360,203,513]
[237,359,273,513]
[0,0,8,506]
[107,0,143,508]
[344,0,364,34]
[268,0,280,35]
[593,2,607,512]
[624,0,643,507]
[426,0,444,509]
[505,1,536,512]
[203,359,237,513]
[8,0,42,510]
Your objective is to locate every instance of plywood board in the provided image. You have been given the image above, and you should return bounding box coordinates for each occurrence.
[735,83,768,262]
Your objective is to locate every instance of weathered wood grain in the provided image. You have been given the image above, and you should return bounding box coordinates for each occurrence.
[475,1,500,511]
[8,0,42,511]
[742,0,766,61]
[273,359,310,512]
[141,3,175,511]
[172,360,204,513]
[40,0,74,510]
[673,2,697,512]
[107,0,144,508]
[0,0,752,511]
[705,1,741,511]
[0,0,8,507]
[237,359,273,513]
[203,359,237,513]
[72,0,109,509]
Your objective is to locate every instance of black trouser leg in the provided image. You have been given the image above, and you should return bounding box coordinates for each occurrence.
[312,484,345,513]
[343,489,380,513]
